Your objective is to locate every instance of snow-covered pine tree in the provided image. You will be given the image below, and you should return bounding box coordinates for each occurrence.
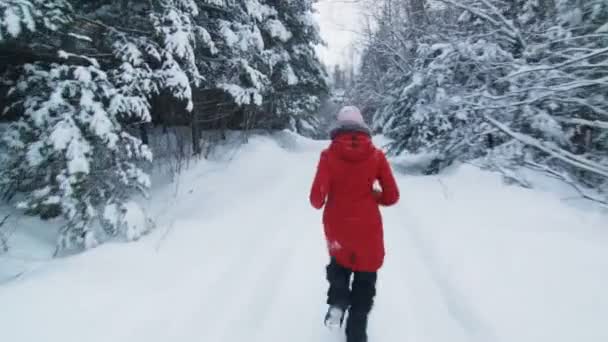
[0,0,71,41]
[73,1,203,114]
[0,0,220,252]
[194,0,328,136]
[210,0,271,109]
[151,0,214,104]
[0,0,332,254]
[258,0,329,137]
[3,61,152,251]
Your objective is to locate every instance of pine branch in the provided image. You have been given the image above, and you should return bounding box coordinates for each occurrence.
[504,47,608,79]
[554,117,608,130]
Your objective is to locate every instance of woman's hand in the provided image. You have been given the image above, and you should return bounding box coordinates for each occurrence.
[372,188,382,201]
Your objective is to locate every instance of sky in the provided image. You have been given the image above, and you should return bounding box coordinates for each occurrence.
[313,0,363,69]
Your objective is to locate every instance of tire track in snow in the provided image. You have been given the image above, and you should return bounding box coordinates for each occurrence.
[185,216,287,340]
[217,218,298,341]
[175,159,299,342]
[393,192,500,342]
[404,221,499,342]
[241,153,331,342]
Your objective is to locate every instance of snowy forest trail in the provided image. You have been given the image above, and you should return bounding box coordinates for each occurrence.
[1,133,607,342]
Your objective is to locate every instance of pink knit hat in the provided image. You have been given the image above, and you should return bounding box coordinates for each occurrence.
[337,106,366,126]
[330,105,370,139]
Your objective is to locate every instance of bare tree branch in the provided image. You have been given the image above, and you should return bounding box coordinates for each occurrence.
[524,161,608,207]
[483,114,608,178]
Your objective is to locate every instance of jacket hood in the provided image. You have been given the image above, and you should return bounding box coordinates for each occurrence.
[329,130,375,162]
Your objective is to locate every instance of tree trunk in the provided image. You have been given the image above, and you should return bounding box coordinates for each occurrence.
[408,0,426,26]
[191,113,201,156]
[140,124,149,145]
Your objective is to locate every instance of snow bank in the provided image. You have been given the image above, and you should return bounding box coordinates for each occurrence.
[398,164,608,342]
[0,207,58,284]
[391,151,439,174]
[372,135,438,174]
[271,129,327,153]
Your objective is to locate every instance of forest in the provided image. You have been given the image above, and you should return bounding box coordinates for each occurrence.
[0,0,328,253]
[338,0,607,203]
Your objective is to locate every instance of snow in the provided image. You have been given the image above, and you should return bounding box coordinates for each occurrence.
[391,151,440,174]
[116,42,143,65]
[240,59,268,91]
[162,11,192,59]
[66,138,91,175]
[283,65,299,85]
[25,141,44,167]
[121,201,149,241]
[251,25,265,52]
[245,0,276,21]
[597,22,608,33]
[266,19,292,42]
[85,94,119,148]
[4,6,22,37]
[68,32,92,42]
[530,111,566,143]
[161,61,193,111]
[219,83,263,106]
[219,21,238,47]
[103,203,120,224]
[197,26,217,55]
[49,119,79,150]
[57,50,100,68]
[401,72,424,97]
[0,133,607,342]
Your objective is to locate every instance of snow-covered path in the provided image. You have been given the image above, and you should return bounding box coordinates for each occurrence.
[1,133,607,342]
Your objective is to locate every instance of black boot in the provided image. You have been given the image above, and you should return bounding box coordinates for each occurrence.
[345,270,377,342]
[345,310,369,342]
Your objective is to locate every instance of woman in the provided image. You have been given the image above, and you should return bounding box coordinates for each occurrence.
[310,106,400,342]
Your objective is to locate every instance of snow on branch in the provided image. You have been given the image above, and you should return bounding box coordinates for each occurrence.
[439,0,524,48]
[554,117,608,130]
[524,161,608,207]
[0,0,72,41]
[483,114,608,178]
[504,47,608,79]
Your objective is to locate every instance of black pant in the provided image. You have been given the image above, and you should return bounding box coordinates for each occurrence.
[326,257,377,342]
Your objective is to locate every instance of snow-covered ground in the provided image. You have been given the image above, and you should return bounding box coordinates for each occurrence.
[0,132,607,342]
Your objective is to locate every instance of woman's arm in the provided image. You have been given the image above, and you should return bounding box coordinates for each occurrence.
[310,151,330,209]
[376,151,400,206]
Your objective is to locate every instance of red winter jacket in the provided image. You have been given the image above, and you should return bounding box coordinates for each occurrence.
[310,131,399,272]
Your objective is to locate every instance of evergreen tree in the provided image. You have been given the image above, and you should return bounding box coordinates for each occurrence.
[261,0,329,136]
[0,0,218,252]
[4,62,153,250]
[0,0,331,252]
[0,0,71,41]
